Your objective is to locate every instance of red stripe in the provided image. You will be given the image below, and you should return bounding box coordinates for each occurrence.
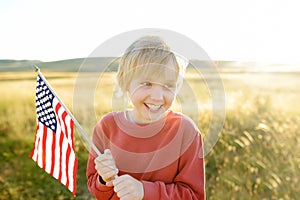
[50,132,56,176]
[58,131,64,182]
[30,123,40,158]
[55,102,61,113]
[65,145,71,188]
[72,157,78,196]
[70,120,74,149]
[34,137,41,163]
[62,111,68,139]
[42,125,48,170]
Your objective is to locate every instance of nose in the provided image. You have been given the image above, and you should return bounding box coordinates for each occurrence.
[150,85,164,101]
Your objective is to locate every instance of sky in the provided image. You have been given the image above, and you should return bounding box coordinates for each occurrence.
[0,0,300,64]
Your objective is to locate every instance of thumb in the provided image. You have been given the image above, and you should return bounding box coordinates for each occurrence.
[104,149,111,155]
[106,180,114,187]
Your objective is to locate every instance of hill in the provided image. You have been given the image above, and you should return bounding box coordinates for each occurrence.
[1,58,299,73]
[0,57,119,72]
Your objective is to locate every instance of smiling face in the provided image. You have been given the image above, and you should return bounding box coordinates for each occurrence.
[127,62,178,123]
[116,36,182,123]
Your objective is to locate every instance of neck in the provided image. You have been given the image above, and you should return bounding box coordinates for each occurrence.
[125,110,167,124]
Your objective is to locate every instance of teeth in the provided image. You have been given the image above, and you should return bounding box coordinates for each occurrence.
[146,104,161,111]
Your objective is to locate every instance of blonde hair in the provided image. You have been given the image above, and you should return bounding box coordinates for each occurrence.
[117,36,180,92]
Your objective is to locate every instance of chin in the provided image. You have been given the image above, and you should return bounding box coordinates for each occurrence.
[147,111,167,122]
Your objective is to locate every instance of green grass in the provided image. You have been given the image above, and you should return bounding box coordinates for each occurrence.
[0,71,299,199]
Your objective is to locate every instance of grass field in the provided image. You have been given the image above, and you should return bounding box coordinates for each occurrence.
[0,69,299,199]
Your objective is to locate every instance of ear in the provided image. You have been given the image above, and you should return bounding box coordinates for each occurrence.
[114,86,124,98]
[126,90,131,99]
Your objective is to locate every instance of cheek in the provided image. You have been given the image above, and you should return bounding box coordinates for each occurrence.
[129,90,145,104]
[165,93,176,104]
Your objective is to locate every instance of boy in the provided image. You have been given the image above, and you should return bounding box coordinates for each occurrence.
[86,36,205,199]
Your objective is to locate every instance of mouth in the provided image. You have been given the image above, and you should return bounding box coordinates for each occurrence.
[144,103,162,112]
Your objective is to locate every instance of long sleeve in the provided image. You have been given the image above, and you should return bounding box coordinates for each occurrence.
[86,120,119,200]
[141,134,205,200]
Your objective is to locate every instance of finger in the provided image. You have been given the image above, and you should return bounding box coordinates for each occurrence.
[95,149,113,160]
[95,160,115,169]
[95,166,116,179]
[96,165,117,175]
[95,160,116,172]
[97,166,119,177]
[95,161,114,171]
[113,177,128,193]
[105,173,119,185]
[117,190,131,200]
[95,155,113,163]
[106,180,113,187]
[120,194,133,200]
[104,149,112,155]
[95,156,116,170]
[102,170,118,179]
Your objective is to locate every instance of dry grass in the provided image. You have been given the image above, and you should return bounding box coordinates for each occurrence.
[0,70,299,199]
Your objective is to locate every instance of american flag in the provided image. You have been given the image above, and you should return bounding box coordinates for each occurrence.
[30,74,78,196]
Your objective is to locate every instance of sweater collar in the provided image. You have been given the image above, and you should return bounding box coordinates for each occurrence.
[113,110,173,138]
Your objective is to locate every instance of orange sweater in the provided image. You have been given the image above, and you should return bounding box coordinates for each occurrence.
[86,111,205,199]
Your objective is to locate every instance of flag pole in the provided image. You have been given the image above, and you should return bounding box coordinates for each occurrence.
[31,64,101,156]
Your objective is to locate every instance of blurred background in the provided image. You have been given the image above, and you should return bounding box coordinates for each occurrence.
[1,0,299,199]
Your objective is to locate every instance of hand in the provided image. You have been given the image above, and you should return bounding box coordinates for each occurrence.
[94,149,119,183]
[109,174,144,200]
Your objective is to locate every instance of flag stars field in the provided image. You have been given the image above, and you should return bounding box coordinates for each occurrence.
[36,76,57,132]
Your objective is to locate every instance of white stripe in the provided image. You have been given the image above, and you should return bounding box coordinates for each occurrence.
[52,129,60,179]
[65,114,72,139]
[60,136,68,185]
[37,124,44,168]
[45,127,53,173]
[57,105,67,138]
[31,124,40,162]
[68,150,76,191]
[65,116,73,147]
[53,99,61,179]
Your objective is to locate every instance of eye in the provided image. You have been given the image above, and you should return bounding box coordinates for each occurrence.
[164,83,176,89]
[140,82,152,87]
